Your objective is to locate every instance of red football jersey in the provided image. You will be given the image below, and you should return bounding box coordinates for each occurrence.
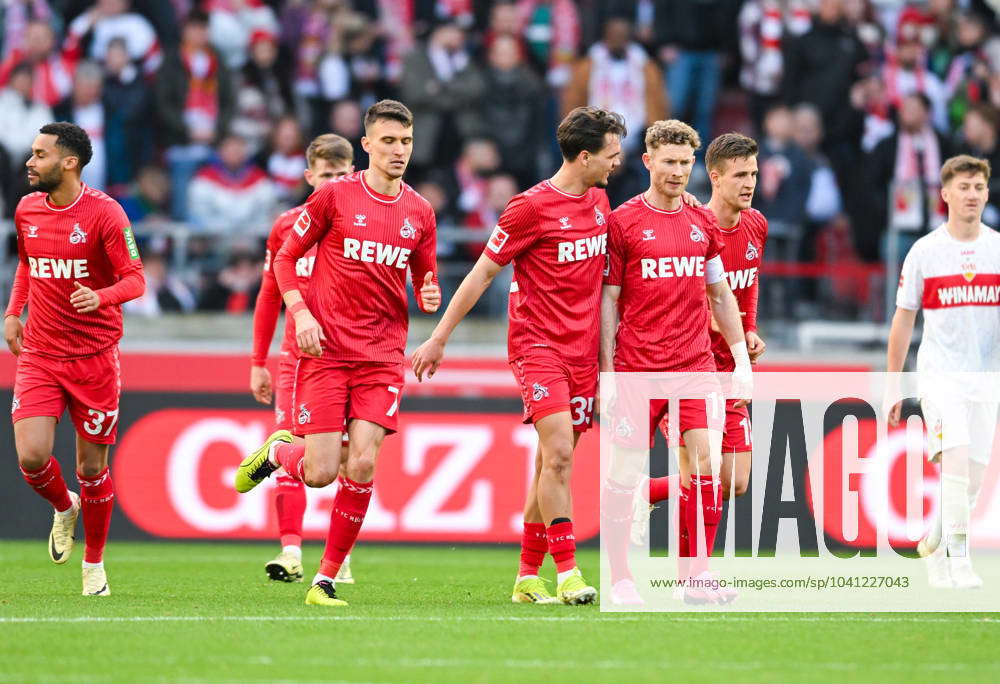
[272,171,437,364]
[251,204,319,364]
[11,185,144,359]
[484,181,611,365]
[710,208,768,371]
[605,195,724,372]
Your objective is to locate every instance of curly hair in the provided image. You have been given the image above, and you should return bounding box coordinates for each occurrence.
[39,122,93,169]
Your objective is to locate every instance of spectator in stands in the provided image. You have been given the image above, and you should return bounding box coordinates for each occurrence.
[1,1,56,61]
[956,103,1000,225]
[0,63,53,171]
[517,0,580,88]
[328,98,364,166]
[563,16,667,155]
[399,18,486,177]
[119,164,171,224]
[188,134,277,232]
[198,249,262,312]
[0,20,73,107]
[102,37,152,191]
[942,11,1000,130]
[656,0,737,147]
[266,115,307,206]
[414,178,457,259]
[63,0,162,77]
[453,139,502,227]
[207,0,279,69]
[882,8,949,133]
[232,29,292,156]
[124,252,197,316]
[481,33,546,188]
[864,92,951,262]
[462,172,518,260]
[54,60,107,190]
[157,9,234,220]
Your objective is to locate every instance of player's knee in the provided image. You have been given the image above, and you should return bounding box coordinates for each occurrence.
[16,447,48,471]
[347,453,377,482]
[542,442,574,481]
[77,461,104,478]
[302,460,338,488]
[731,479,748,498]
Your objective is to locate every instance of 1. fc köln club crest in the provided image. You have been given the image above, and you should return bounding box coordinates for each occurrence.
[962,259,977,282]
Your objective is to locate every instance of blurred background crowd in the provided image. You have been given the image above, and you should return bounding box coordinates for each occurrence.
[0,0,998,326]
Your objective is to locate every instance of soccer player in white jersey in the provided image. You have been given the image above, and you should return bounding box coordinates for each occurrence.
[886,155,999,589]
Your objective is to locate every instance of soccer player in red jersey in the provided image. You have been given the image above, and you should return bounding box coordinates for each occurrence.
[599,121,751,605]
[412,107,626,605]
[4,122,145,596]
[250,133,355,584]
[639,134,769,556]
[235,100,440,607]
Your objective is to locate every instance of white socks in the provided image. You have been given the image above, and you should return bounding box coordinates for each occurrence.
[82,560,103,569]
[556,568,577,584]
[312,573,335,586]
[282,545,302,558]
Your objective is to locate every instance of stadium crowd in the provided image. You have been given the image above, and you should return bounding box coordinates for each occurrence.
[0,0,998,318]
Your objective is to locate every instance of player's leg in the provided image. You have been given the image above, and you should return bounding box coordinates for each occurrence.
[334,439,356,584]
[720,401,752,500]
[268,358,307,581]
[512,444,557,603]
[75,436,112,596]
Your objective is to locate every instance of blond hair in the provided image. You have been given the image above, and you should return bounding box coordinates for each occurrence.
[940,154,991,186]
[306,134,354,167]
[645,119,701,152]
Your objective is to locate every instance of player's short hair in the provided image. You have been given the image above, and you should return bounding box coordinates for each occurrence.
[306,133,354,167]
[364,99,413,130]
[556,106,627,161]
[645,119,701,152]
[705,133,759,172]
[940,154,991,185]
[38,122,93,169]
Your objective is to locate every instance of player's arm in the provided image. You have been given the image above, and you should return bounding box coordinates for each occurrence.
[272,196,331,358]
[410,205,440,314]
[884,248,923,426]
[707,264,751,407]
[745,220,768,362]
[249,228,284,404]
[411,253,503,381]
[4,225,29,355]
[71,211,145,314]
[599,285,620,373]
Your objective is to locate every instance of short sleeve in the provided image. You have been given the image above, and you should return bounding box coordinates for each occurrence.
[603,213,626,286]
[896,244,923,311]
[483,193,537,267]
[704,211,724,260]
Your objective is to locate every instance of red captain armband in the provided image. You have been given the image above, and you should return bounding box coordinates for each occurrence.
[288,301,309,317]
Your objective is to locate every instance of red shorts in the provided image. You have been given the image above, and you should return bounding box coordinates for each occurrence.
[291,357,404,436]
[613,397,712,449]
[12,349,122,445]
[511,351,597,432]
[662,400,751,453]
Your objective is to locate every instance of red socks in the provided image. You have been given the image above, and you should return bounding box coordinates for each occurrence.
[601,480,634,584]
[20,457,73,512]
[273,442,306,482]
[275,475,306,547]
[318,476,372,578]
[648,474,678,504]
[685,475,722,577]
[78,467,114,564]
[677,484,691,580]
[519,522,547,577]
[546,521,577,573]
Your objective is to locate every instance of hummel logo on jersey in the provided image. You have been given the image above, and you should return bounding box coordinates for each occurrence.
[745,241,759,261]
[26,225,39,238]
[557,234,607,263]
[298,403,311,425]
[275,407,285,425]
[641,256,705,279]
[293,210,312,237]
[487,226,509,253]
[532,383,549,401]
[616,416,634,438]
[69,223,87,244]
[343,238,411,269]
[28,257,90,279]
[558,216,572,230]
[642,229,656,241]
[354,214,367,227]
[11,397,19,414]
[689,225,705,243]
[594,206,605,226]
[400,217,416,239]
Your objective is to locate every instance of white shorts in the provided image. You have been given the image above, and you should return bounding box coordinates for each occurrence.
[920,398,998,464]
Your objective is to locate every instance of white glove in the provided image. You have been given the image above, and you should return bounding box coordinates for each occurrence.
[730,341,753,402]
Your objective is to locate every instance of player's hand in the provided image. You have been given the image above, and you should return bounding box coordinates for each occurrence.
[731,365,753,409]
[419,271,441,313]
[411,336,445,382]
[885,399,903,428]
[294,309,325,358]
[70,281,100,313]
[250,365,273,404]
[681,191,702,207]
[746,331,766,364]
[4,315,23,356]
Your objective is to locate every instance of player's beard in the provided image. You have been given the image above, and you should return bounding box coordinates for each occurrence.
[30,166,64,193]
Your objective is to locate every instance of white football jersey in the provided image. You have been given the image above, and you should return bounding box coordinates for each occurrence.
[897,223,1000,399]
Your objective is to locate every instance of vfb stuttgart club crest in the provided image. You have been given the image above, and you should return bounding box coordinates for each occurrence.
[746,241,759,261]
[69,223,87,244]
[689,224,704,243]
[297,403,311,425]
[962,259,977,282]
[532,383,549,401]
[400,217,415,239]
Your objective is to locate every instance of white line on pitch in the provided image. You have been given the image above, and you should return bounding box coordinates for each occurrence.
[1,615,998,624]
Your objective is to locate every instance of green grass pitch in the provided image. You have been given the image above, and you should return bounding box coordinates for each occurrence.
[1,540,997,683]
